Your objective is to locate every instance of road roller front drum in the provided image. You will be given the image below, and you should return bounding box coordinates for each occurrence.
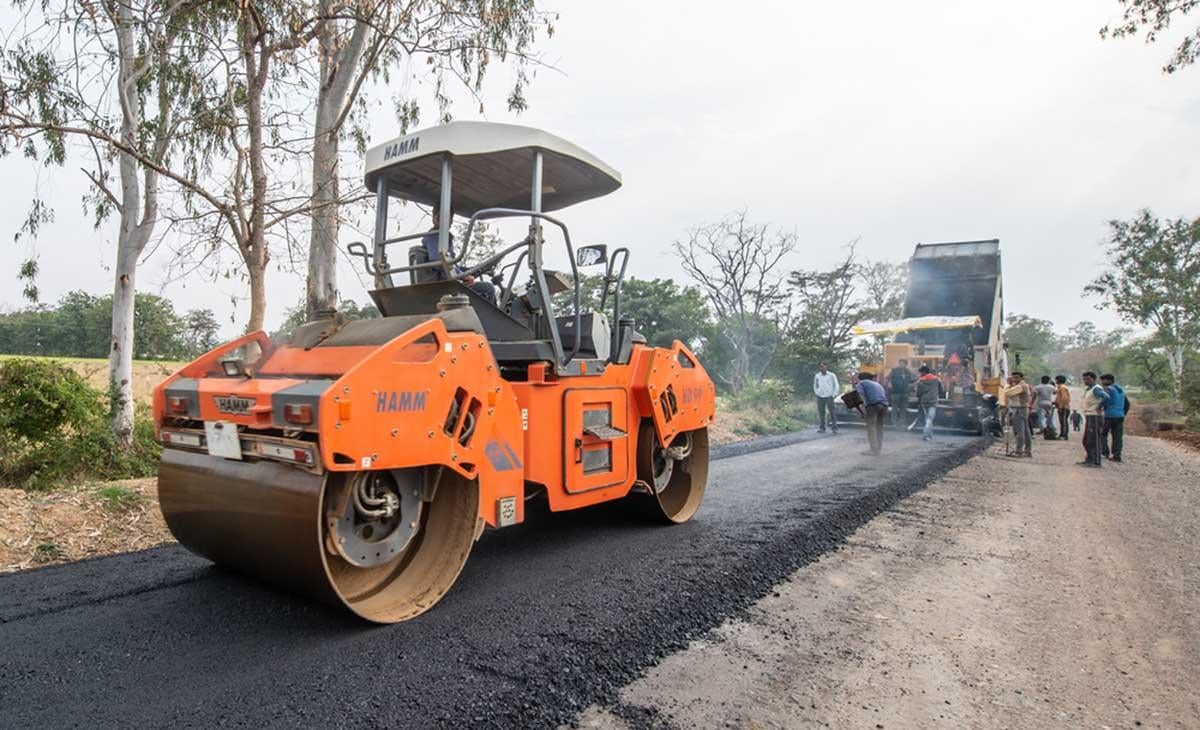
[324,469,424,568]
[158,449,480,624]
[319,468,480,623]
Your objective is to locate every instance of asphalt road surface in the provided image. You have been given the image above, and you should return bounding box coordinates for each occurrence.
[0,430,982,728]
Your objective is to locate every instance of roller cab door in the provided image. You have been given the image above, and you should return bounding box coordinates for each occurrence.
[563,388,630,494]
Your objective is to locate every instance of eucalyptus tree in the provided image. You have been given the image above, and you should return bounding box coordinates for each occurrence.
[0,0,207,447]
[1085,209,1200,398]
[1102,0,1200,74]
[303,0,552,321]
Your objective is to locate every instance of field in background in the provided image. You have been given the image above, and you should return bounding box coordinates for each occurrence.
[0,355,183,405]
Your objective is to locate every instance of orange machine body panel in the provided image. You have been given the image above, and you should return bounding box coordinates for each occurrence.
[154,322,716,529]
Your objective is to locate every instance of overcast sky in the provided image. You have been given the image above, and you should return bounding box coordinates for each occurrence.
[2,1,1198,337]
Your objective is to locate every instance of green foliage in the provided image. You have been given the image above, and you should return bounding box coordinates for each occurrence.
[1085,210,1200,395]
[33,542,63,563]
[95,485,142,511]
[1004,314,1062,362]
[1105,339,1176,394]
[0,359,159,489]
[727,380,814,436]
[1101,1,1200,74]
[550,274,714,353]
[183,309,221,356]
[1181,367,1200,429]
[0,358,96,438]
[618,278,712,351]
[0,290,217,360]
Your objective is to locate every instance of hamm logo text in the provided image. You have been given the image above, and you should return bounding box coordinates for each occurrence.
[376,391,427,413]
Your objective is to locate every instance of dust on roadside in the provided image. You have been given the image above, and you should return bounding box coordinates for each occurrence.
[578,435,1200,728]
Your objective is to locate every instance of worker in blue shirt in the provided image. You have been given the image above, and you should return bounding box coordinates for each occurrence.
[854,372,890,456]
[1099,373,1129,462]
[421,209,497,304]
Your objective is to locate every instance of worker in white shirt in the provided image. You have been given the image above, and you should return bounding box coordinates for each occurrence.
[813,362,840,434]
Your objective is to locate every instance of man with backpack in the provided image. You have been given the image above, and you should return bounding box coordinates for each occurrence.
[1099,373,1130,462]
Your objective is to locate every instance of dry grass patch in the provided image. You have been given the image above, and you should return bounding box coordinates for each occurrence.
[0,477,170,572]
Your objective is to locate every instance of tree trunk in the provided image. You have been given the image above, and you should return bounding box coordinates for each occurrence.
[247,257,267,333]
[306,101,339,321]
[108,229,140,447]
[107,0,153,450]
[243,17,270,333]
[1166,342,1184,398]
[305,14,373,322]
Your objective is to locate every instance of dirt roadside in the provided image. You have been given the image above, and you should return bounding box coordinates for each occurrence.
[0,477,169,572]
[577,435,1200,728]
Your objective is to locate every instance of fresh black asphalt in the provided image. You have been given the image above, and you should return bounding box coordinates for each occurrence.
[0,430,985,728]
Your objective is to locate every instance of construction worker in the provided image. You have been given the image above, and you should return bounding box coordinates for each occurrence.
[1054,375,1071,440]
[422,209,497,304]
[1099,374,1129,462]
[915,365,944,441]
[853,372,890,456]
[887,359,914,427]
[1033,375,1057,434]
[1004,371,1034,457]
[1078,371,1110,468]
[812,362,840,434]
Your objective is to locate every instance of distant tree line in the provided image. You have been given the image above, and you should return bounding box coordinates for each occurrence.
[0,292,219,361]
[664,210,906,395]
[1002,312,1189,397]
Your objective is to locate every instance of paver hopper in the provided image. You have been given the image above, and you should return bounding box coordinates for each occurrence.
[154,122,716,622]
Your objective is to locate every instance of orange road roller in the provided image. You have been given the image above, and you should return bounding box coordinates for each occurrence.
[154,121,717,623]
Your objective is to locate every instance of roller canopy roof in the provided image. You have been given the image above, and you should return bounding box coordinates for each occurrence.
[363,121,622,214]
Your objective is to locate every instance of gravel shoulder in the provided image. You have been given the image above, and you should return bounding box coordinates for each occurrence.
[578,434,1200,728]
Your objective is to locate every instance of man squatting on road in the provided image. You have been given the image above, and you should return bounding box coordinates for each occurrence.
[813,363,840,434]
[1054,374,1071,441]
[1099,373,1130,462]
[1004,371,1034,458]
[916,365,944,441]
[854,372,890,455]
[1079,371,1111,468]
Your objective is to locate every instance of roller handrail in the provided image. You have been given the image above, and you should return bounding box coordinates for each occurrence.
[458,208,582,367]
[349,206,584,369]
[599,247,630,362]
